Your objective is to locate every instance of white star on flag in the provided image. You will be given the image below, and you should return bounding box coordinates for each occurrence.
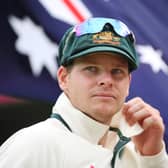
[136,45,168,75]
[8,16,58,79]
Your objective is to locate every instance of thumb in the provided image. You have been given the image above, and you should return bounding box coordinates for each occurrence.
[121,102,129,116]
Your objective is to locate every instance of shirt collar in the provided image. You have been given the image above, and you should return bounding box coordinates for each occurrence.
[52,93,109,144]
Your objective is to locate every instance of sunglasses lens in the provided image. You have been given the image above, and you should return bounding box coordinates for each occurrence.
[74,18,133,40]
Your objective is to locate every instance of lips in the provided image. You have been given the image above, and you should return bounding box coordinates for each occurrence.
[92,92,116,99]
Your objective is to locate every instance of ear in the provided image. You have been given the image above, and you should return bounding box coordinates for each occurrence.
[57,66,69,91]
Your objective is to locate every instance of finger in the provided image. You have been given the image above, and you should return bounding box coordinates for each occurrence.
[141,116,155,130]
[122,103,130,115]
[122,97,144,115]
[141,115,164,131]
[122,103,135,125]
[125,97,144,107]
[124,103,144,123]
[127,109,152,126]
[122,99,145,125]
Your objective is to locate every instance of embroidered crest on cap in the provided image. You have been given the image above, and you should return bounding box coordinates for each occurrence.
[92,32,120,45]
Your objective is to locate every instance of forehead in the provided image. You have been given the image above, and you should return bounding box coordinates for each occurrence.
[74,52,129,66]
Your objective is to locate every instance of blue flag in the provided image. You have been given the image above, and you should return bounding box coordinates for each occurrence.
[0,0,168,148]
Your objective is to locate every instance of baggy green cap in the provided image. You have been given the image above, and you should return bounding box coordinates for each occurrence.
[58,17,139,71]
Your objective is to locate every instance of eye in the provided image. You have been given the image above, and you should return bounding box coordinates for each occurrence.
[111,68,126,78]
[84,66,98,73]
[112,68,122,74]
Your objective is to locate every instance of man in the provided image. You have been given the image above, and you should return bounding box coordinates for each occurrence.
[0,17,167,168]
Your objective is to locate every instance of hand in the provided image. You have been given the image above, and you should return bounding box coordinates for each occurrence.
[122,97,165,156]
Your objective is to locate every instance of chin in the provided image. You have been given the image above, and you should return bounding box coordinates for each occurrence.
[93,106,116,116]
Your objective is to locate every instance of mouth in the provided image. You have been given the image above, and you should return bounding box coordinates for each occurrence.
[92,93,116,100]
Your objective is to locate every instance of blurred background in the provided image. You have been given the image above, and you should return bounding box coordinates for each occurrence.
[0,0,168,151]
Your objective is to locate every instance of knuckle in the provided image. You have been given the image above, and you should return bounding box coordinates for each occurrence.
[135,97,143,102]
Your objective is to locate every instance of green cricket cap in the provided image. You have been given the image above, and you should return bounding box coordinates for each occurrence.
[58,17,139,71]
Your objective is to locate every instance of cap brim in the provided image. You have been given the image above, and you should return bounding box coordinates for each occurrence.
[68,46,137,69]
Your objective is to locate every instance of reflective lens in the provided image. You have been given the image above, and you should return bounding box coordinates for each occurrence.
[74,17,133,38]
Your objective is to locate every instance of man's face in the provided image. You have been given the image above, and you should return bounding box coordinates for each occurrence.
[57,52,131,124]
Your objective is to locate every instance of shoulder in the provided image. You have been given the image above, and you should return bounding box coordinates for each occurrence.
[0,119,67,167]
[0,119,69,153]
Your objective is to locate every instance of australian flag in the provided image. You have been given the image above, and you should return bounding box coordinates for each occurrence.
[0,0,168,150]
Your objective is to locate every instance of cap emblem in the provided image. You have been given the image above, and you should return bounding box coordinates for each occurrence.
[92,32,120,45]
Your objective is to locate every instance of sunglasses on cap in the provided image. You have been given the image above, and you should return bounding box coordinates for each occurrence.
[73,17,135,43]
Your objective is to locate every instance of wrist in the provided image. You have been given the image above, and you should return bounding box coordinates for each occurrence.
[140,142,163,156]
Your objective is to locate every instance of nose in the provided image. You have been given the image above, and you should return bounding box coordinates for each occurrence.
[97,72,113,87]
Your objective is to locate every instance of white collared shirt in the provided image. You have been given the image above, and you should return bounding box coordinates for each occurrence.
[0,93,167,168]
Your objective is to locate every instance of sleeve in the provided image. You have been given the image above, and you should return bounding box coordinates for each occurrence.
[138,143,168,168]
